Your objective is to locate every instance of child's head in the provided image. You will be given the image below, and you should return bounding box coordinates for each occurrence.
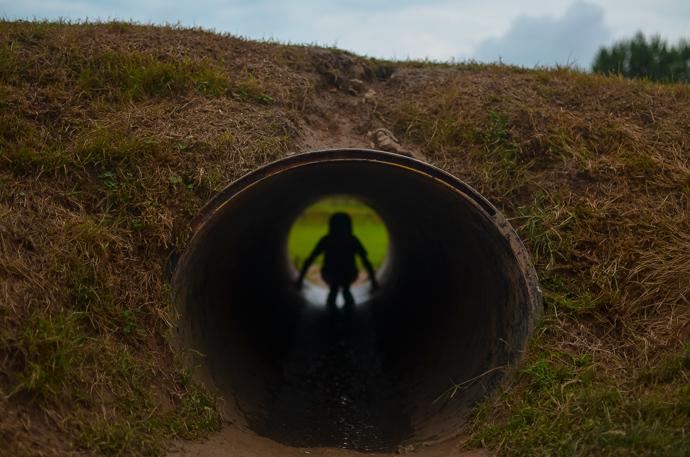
[329,212,352,235]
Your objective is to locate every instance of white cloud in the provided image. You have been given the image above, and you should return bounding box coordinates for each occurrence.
[473,0,611,68]
[591,0,690,44]
[2,0,688,65]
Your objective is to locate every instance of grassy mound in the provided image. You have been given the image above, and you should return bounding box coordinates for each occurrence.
[1,20,689,456]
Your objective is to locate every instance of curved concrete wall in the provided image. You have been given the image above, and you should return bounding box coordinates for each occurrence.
[171,149,541,452]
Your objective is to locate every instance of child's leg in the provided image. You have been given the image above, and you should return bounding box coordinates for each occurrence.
[326,285,338,308]
[342,286,354,307]
[322,269,338,308]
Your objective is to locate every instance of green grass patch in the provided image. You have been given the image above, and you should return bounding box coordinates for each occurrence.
[75,51,232,101]
[467,360,690,456]
[14,311,90,405]
[466,318,690,457]
[5,303,221,456]
[288,196,388,270]
[77,385,220,457]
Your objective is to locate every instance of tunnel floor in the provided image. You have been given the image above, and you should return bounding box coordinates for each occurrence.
[247,304,414,452]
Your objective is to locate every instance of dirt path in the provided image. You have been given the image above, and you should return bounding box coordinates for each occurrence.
[166,427,494,457]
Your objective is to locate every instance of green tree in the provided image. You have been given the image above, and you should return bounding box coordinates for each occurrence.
[593,32,690,83]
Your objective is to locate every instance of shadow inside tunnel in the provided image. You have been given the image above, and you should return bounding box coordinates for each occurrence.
[246,304,414,452]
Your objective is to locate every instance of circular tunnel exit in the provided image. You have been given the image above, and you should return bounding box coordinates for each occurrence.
[171,149,542,452]
[288,195,389,307]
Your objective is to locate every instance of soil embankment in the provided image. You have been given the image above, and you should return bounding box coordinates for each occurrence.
[1,21,689,457]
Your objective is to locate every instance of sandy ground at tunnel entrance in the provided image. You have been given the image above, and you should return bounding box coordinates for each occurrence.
[165,425,495,457]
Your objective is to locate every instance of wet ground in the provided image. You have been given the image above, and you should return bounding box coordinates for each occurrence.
[247,304,413,452]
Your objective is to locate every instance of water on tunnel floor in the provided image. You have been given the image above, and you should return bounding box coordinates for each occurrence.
[247,304,413,452]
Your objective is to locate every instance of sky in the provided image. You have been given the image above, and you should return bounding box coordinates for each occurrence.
[2,0,689,69]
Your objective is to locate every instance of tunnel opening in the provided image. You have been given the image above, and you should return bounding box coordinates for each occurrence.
[171,149,542,453]
[287,195,389,308]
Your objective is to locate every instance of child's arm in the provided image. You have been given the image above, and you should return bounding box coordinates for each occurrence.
[360,254,378,290]
[296,238,325,287]
[355,238,378,290]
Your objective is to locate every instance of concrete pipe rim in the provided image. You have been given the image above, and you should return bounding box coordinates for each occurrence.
[170,148,543,453]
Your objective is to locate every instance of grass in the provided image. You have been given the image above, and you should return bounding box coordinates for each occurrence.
[1,18,690,457]
[465,340,690,456]
[288,196,388,271]
[5,305,222,456]
[373,46,690,456]
[0,19,289,456]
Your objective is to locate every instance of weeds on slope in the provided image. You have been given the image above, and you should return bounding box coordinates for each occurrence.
[0,20,295,456]
[466,344,690,456]
[378,64,690,455]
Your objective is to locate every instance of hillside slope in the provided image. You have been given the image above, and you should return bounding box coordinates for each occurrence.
[1,21,689,456]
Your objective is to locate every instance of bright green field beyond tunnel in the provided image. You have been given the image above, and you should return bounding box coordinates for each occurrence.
[288,196,388,272]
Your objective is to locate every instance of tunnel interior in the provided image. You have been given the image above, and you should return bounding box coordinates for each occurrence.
[171,150,541,452]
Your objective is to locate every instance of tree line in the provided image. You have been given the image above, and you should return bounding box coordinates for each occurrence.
[592,32,689,83]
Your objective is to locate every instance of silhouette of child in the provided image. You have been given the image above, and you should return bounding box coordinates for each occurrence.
[296,212,378,308]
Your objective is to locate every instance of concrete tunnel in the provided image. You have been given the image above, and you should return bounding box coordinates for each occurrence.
[170,149,542,453]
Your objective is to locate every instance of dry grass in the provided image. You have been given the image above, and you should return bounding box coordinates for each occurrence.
[1,19,689,456]
[0,20,298,456]
[372,61,690,455]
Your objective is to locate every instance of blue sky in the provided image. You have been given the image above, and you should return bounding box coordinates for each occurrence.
[2,0,688,68]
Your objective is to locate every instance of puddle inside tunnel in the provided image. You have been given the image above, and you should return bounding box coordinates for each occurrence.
[247,306,413,452]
